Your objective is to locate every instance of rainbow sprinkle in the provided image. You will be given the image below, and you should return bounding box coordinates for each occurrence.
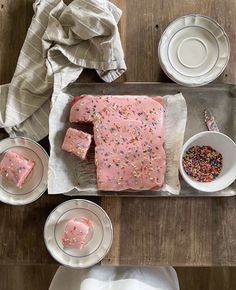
[182,145,223,182]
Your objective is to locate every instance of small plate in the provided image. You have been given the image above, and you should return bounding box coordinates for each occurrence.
[44,199,113,268]
[0,137,48,205]
[158,14,230,86]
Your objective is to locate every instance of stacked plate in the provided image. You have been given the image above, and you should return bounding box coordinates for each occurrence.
[158,14,230,86]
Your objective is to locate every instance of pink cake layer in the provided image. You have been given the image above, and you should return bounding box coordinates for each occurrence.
[0,151,35,188]
[70,95,166,191]
[70,95,164,126]
[62,218,93,249]
[62,128,92,160]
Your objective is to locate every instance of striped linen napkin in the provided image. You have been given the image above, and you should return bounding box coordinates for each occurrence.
[0,0,126,141]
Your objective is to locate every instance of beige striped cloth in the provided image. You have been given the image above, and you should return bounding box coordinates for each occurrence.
[0,0,126,141]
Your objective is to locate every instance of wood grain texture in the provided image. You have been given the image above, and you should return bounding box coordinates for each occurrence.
[0,266,236,290]
[1,0,236,269]
[0,135,99,265]
[0,0,34,84]
[0,265,57,290]
[102,197,236,266]
[0,189,99,265]
[102,0,236,266]
[176,267,236,290]
[0,193,64,265]
[111,0,236,83]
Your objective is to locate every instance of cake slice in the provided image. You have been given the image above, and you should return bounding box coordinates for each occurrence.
[62,128,92,160]
[62,218,93,249]
[95,120,165,191]
[0,151,35,188]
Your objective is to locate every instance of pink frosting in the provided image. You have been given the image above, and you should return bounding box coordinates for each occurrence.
[70,95,166,191]
[62,218,93,249]
[0,151,35,188]
[62,128,92,160]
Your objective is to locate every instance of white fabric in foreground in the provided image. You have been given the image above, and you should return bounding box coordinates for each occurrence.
[49,266,180,290]
[0,0,126,141]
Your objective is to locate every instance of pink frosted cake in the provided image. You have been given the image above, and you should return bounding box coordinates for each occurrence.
[70,95,166,191]
[62,218,93,249]
[70,95,164,126]
[62,128,92,160]
[0,151,35,188]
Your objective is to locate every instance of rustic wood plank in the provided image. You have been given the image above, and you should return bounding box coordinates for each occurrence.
[0,193,67,265]
[0,138,99,265]
[0,265,57,290]
[101,0,236,266]
[102,197,236,266]
[0,0,34,84]
[0,190,99,265]
[0,0,99,265]
[1,265,236,290]
[1,0,236,269]
[111,0,236,83]
[176,267,236,290]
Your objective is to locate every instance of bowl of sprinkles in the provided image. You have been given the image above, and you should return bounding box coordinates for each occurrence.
[179,131,236,192]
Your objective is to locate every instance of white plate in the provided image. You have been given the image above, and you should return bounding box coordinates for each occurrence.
[0,137,48,205]
[44,199,113,268]
[158,14,230,86]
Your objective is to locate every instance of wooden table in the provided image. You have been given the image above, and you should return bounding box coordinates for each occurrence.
[1,0,236,267]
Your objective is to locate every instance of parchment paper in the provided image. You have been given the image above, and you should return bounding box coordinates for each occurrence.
[48,92,187,195]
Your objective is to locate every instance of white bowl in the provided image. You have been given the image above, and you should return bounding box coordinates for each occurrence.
[158,14,230,86]
[179,132,236,192]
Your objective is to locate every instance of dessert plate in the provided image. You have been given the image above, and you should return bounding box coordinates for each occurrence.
[0,137,48,205]
[44,199,113,268]
[158,14,230,86]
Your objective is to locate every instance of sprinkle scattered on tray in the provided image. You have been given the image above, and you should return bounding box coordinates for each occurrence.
[182,145,223,182]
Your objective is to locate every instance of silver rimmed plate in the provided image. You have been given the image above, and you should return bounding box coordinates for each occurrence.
[44,199,113,268]
[158,14,230,86]
[0,137,48,205]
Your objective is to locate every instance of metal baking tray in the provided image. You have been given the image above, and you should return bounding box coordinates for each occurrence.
[65,82,236,197]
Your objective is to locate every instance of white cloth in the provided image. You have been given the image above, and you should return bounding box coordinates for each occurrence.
[49,266,180,290]
[0,0,126,141]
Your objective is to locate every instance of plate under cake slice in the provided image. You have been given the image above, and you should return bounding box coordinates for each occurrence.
[0,151,35,188]
[70,95,166,191]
